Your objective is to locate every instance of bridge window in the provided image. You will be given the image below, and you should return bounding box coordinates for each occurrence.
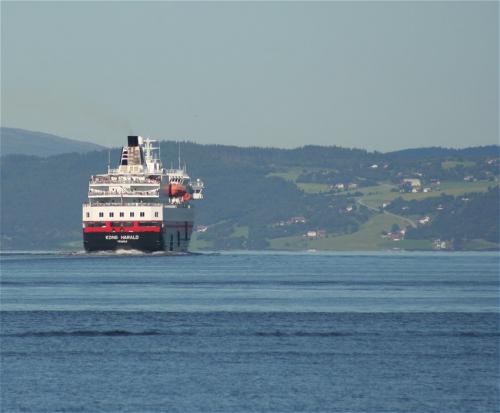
[86,212,90,218]
[99,212,104,218]
[120,212,124,217]
[109,212,114,218]
[130,212,134,217]
[154,212,159,217]
[140,212,145,217]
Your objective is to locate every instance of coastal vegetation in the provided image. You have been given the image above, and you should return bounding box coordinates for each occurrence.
[1,129,498,251]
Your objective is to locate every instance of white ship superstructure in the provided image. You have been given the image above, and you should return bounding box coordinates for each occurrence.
[82,136,204,252]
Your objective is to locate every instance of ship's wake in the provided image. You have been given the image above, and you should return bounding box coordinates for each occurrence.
[1,250,216,257]
[72,249,200,257]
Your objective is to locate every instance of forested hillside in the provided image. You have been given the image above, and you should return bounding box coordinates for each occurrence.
[391,189,499,248]
[1,139,498,251]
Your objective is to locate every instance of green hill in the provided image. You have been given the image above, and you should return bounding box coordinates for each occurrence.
[1,137,498,251]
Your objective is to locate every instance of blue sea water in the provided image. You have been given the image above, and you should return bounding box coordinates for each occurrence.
[0,251,499,412]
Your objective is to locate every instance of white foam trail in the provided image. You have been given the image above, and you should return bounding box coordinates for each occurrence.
[113,249,147,255]
[1,249,204,257]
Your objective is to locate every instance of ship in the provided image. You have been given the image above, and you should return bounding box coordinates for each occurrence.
[82,136,204,253]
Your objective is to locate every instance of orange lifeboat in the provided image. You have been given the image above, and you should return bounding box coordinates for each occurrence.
[163,183,187,198]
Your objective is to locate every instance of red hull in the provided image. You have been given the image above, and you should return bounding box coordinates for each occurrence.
[83,221,161,233]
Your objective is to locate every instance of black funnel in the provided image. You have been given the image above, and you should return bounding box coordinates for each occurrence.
[128,136,139,147]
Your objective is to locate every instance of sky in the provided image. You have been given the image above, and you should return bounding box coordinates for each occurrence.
[1,1,498,151]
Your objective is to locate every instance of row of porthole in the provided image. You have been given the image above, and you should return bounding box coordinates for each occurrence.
[85,211,160,218]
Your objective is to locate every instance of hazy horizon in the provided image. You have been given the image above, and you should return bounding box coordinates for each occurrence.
[1,1,498,151]
[2,125,500,153]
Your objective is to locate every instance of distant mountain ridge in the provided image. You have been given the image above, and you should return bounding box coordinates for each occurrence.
[387,146,500,160]
[1,127,498,159]
[0,127,105,157]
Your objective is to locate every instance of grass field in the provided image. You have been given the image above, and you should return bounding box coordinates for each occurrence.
[442,160,475,170]
[463,239,499,251]
[268,168,333,193]
[195,177,498,251]
[354,180,495,209]
[266,168,305,182]
[347,183,395,209]
[269,213,428,251]
[297,183,331,193]
[232,225,249,238]
[270,165,497,200]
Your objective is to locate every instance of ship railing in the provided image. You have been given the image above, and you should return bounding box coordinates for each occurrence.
[83,202,161,207]
[164,169,190,181]
[88,189,159,197]
[164,203,191,209]
[90,189,159,194]
[90,176,160,184]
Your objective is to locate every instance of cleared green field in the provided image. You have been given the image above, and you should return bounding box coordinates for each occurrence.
[355,181,495,209]
[269,213,419,251]
[192,179,497,251]
[349,183,395,209]
[464,239,499,251]
[268,167,334,193]
[297,183,331,193]
[426,180,492,193]
[266,168,305,182]
[232,225,249,238]
[442,160,475,170]
[399,181,494,203]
